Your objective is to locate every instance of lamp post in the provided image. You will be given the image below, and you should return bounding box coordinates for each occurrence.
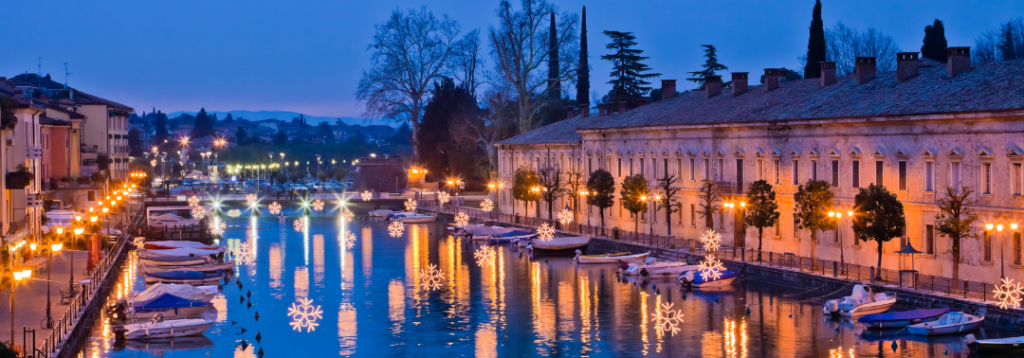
[829,210,854,274]
[315,154,321,180]
[71,224,83,294]
[43,234,63,329]
[9,267,31,344]
[269,153,276,184]
[987,222,1017,278]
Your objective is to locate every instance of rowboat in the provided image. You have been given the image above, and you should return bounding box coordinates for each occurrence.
[679,269,738,288]
[619,258,690,276]
[969,334,1024,353]
[389,213,437,223]
[487,230,535,244]
[144,270,224,285]
[128,294,214,320]
[908,312,985,336]
[121,317,214,340]
[142,262,235,274]
[857,307,949,329]
[531,236,591,251]
[823,284,896,317]
[139,255,211,267]
[139,247,225,258]
[574,250,649,264]
[370,209,413,217]
[144,241,220,251]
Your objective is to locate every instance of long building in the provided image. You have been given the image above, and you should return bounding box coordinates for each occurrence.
[496,48,1024,283]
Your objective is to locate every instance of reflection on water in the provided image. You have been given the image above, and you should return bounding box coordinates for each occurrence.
[77,208,1024,358]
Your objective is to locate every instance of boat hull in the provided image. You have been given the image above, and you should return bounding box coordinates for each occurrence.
[142,262,234,274]
[139,257,210,267]
[625,264,699,278]
[124,321,214,340]
[396,215,436,223]
[839,298,896,317]
[907,313,985,336]
[144,277,222,285]
[532,236,591,251]
[576,252,649,264]
[130,305,214,320]
[691,276,736,288]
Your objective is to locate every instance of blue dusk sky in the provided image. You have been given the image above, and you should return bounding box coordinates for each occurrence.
[1,1,1020,119]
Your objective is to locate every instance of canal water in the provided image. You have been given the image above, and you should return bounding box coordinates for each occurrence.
[75,205,1022,357]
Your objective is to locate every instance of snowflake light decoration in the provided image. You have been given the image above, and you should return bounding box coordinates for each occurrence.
[388,220,404,238]
[474,247,495,267]
[404,198,417,212]
[191,206,206,220]
[537,223,555,241]
[232,242,256,265]
[226,209,241,218]
[293,218,306,233]
[187,195,201,207]
[652,302,684,336]
[341,208,354,222]
[360,190,372,202]
[454,212,470,227]
[287,297,324,332]
[698,255,726,281]
[418,264,444,291]
[150,159,157,167]
[246,193,257,206]
[268,202,282,215]
[209,221,226,236]
[341,232,357,249]
[438,191,451,204]
[700,229,721,253]
[994,277,1024,309]
[481,199,494,212]
[278,215,287,223]
[557,208,574,226]
[311,199,325,212]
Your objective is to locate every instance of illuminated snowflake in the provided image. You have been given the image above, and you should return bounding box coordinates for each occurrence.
[698,255,726,281]
[537,223,555,241]
[150,159,156,167]
[190,206,206,220]
[187,195,201,207]
[994,277,1024,309]
[278,215,287,223]
[404,198,417,212]
[474,247,495,267]
[340,208,354,222]
[341,231,357,249]
[226,209,242,218]
[558,208,574,225]
[480,199,494,212]
[652,302,684,336]
[438,191,451,204]
[388,220,404,238]
[232,242,255,265]
[700,229,721,253]
[287,297,323,333]
[246,193,257,206]
[418,264,444,291]
[209,221,226,236]
[311,199,325,212]
[293,218,305,233]
[454,212,470,227]
[268,202,282,215]
[360,191,372,202]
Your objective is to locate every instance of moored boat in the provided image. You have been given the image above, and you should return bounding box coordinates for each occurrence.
[139,255,211,267]
[134,283,219,303]
[908,312,985,336]
[144,240,220,251]
[679,269,738,288]
[120,316,214,340]
[139,247,225,258]
[574,250,649,264]
[857,307,949,329]
[619,258,689,276]
[823,284,896,317]
[389,213,437,223]
[144,270,224,285]
[142,262,235,274]
[969,334,1024,353]
[531,235,591,251]
[487,230,535,244]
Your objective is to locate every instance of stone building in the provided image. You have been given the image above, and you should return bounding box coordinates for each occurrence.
[495,48,1024,283]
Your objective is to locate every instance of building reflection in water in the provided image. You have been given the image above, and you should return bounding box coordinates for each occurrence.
[269,243,283,290]
[361,225,372,278]
[475,323,497,358]
[295,267,309,298]
[338,302,356,355]
[388,279,405,331]
[313,234,324,286]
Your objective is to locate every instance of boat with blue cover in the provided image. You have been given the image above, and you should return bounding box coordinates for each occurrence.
[129,293,214,320]
[678,269,738,288]
[487,230,536,244]
[857,307,949,329]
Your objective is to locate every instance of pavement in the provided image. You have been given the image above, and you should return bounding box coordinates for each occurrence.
[0,250,89,350]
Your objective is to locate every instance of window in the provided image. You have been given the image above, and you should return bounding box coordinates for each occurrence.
[774,221,780,237]
[811,160,818,181]
[898,161,907,190]
[663,159,668,179]
[690,204,696,227]
[88,191,96,201]
[588,158,592,174]
[736,159,744,194]
[925,162,934,192]
[831,160,839,187]
[757,159,764,181]
[718,159,724,180]
[982,163,992,194]
[677,158,683,178]
[1015,163,1023,196]
[852,160,860,188]
[793,213,799,239]
[617,158,622,177]
[792,160,800,185]
[774,159,780,184]
[689,159,695,180]
[875,160,884,186]
[949,162,962,190]
[629,158,634,176]
[704,159,710,180]
[640,158,645,176]
[984,230,993,262]
[926,225,935,255]
[1016,232,1022,265]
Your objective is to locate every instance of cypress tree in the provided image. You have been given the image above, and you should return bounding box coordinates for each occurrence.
[1000,23,1018,60]
[547,12,560,101]
[803,0,826,79]
[576,6,589,105]
[921,19,948,62]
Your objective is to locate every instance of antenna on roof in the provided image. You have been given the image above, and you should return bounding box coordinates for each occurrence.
[63,62,72,88]
[37,57,42,87]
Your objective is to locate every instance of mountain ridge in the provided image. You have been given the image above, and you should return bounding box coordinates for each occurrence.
[166,110,388,127]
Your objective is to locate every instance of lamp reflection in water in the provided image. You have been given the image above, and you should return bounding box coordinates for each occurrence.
[361,226,373,277]
[530,261,556,346]
[640,291,649,356]
[723,318,748,358]
[388,279,405,327]
[269,244,283,290]
[313,234,324,285]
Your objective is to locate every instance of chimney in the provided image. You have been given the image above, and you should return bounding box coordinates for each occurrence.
[947,47,971,77]
[895,52,919,83]
[705,75,722,98]
[763,69,783,92]
[854,57,876,85]
[819,61,837,87]
[636,98,648,107]
[731,72,748,96]
[661,79,676,100]
[617,101,627,113]
[579,103,590,118]
[566,106,576,119]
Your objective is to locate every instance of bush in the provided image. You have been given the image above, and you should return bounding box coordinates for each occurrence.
[77,176,92,185]
[91,172,106,184]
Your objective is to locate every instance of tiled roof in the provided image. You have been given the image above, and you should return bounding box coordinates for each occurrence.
[580,59,1024,130]
[497,115,593,145]
[10,74,133,111]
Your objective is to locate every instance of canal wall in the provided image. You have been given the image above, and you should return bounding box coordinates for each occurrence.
[587,237,1024,328]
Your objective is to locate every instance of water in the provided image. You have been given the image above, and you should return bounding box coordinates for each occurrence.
[77,205,1022,357]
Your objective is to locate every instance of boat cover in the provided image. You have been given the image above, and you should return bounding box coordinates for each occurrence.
[145,248,221,257]
[147,270,221,280]
[497,230,533,237]
[133,293,210,310]
[466,226,515,236]
[146,241,219,249]
[689,269,737,284]
[858,307,949,324]
[135,283,218,304]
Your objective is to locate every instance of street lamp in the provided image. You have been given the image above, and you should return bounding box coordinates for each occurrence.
[43,234,63,329]
[829,210,854,274]
[987,222,1016,278]
[9,267,30,343]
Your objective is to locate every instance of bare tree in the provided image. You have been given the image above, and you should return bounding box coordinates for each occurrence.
[825,22,901,75]
[356,7,462,160]
[452,29,486,94]
[973,29,1001,64]
[488,0,579,133]
[449,85,518,178]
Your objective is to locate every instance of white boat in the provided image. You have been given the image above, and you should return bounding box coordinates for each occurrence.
[619,258,690,276]
[139,247,225,258]
[133,283,219,303]
[139,255,211,267]
[149,214,200,229]
[532,236,591,251]
[122,316,214,340]
[370,210,415,217]
[391,213,437,223]
[644,264,702,279]
[142,262,235,274]
[823,284,897,317]
[466,225,515,240]
[574,250,649,264]
[144,276,223,285]
[144,241,220,251]
[907,312,985,336]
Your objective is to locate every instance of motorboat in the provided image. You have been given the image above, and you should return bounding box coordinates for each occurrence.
[149,214,200,229]
[134,283,219,303]
[969,334,1024,353]
[857,307,949,329]
[370,210,414,217]
[145,270,224,285]
[679,269,738,288]
[143,262,235,274]
[121,293,214,320]
[465,225,515,240]
[907,312,985,336]
[144,241,220,251]
[389,213,437,223]
[125,336,214,352]
[574,250,649,264]
[488,230,536,244]
[823,284,897,317]
[139,255,211,267]
[643,264,703,280]
[619,257,688,276]
[531,235,591,251]
[120,316,214,340]
[139,247,225,258]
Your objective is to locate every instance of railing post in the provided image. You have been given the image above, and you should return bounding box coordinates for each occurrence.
[833,261,837,277]
[741,248,745,262]
[769,252,773,266]
[870,266,875,284]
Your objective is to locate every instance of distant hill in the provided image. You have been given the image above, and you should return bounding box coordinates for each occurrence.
[166,110,387,127]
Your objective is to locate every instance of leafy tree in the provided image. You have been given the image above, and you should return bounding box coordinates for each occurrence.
[794,179,835,266]
[0,340,20,358]
[191,108,215,138]
[316,122,335,142]
[804,0,826,79]
[935,186,978,285]
[563,171,585,223]
[655,175,682,236]
[575,6,589,106]
[1000,22,1019,60]
[392,123,412,145]
[154,111,169,145]
[687,44,728,89]
[696,179,722,229]
[511,166,540,216]
[745,180,780,261]
[601,31,660,104]
[272,130,289,145]
[921,19,948,62]
[852,184,906,278]
[127,128,143,157]
[586,169,615,231]
[96,153,110,172]
[234,126,249,145]
[419,78,484,179]
[619,174,648,240]
[225,113,234,123]
[538,166,563,221]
